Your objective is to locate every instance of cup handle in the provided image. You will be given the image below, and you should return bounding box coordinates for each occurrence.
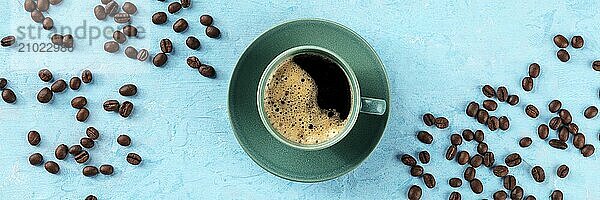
[360,97,387,116]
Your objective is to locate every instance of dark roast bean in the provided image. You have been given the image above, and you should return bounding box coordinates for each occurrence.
[497,86,508,102]
[549,117,562,130]
[581,144,595,157]
[83,166,99,177]
[510,186,524,200]
[94,5,107,20]
[44,161,59,174]
[103,41,119,53]
[119,84,137,96]
[537,124,549,139]
[525,195,536,200]
[124,46,138,59]
[31,10,44,23]
[153,53,168,67]
[417,131,433,144]
[173,18,189,33]
[593,60,600,71]
[445,145,457,160]
[86,195,98,200]
[519,137,532,147]
[74,150,89,163]
[24,0,36,12]
[199,64,217,78]
[206,26,221,38]
[86,127,99,140]
[474,130,484,143]
[476,109,489,124]
[407,185,422,200]
[1,36,16,47]
[483,100,497,111]
[493,190,507,200]
[117,135,131,146]
[567,123,579,134]
[152,12,167,24]
[186,36,201,50]
[99,164,114,175]
[507,95,519,106]
[42,17,54,30]
[126,153,142,165]
[487,116,499,131]
[529,63,540,78]
[557,165,569,178]
[200,15,213,26]
[62,34,74,48]
[457,151,470,165]
[37,0,49,11]
[434,117,449,129]
[187,56,202,68]
[549,139,568,150]
[76,108,90,122]
[469,179,483,194]
[525,105,539,118]
[51,34,63,45]
[418,151,430,164]
[38,69,53,82]
[123,25,138,37]
[168,2,182,13]
[55,144,68,160]
[573,133,585,149]
[493,165,509,177]
[37,87,53,103]
[553,35,568,48]
[113,30,127,44]
[2,89,16,103]
[422,113,435,126]
[551,190,563,200]
[69,145,82,155]
[71,77,83,91]
[448,178,462,187]
[449,192,461,200]
[137,49,149,62]
[477,142,488,155]
[482,85,495,98]
[82,70,93,83]
[557,49,570,62]
[483,152,495,167]
[0,78,6,89]
[558,127,569,142]
[122,2,137,14]
[104,1,119,16]
[160,38,173,53]
[559,109,572,124]
[462,129,474,141]
[28,131,41,146]
[80,138,94,148]
[422,173,435,188]
[450,134,462,146]
[531,166,545,182]
[103,100,120,111]
[469,154,483,168]
[571,36,584,48]
[584,106,598,119]
[50,79,66,93]
[466,102,479,117]
[549,100,562,113]
[503,175,516,190]
[180,0,191,8]
[71,96,87,109]
[410,165,423,177]
[464,167,476,181]
[29,153,43,166]
[522,77,533,91]
[119,101,134,118]
[400,154,417,166]
[505,153,522,167]
[499,116,509,131]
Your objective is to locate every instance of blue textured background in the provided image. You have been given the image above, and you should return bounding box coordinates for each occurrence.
[1,0,599,199]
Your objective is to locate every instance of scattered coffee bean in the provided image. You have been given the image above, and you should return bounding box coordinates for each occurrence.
[122,2,137,14]
[581,144,595,157]
[503,175,516,190]
[86,127,99,140]
[24,0,36,12]
[476,109,489,124]
[445,145,457,160]
[83,166,99,177]
[434,117,449,129]
[450,134,462,145]
[168,2,182,14]
[567,123,580,134]
[37,0,49,11]
[507,95,519,106]
[463,167,476,181]
[553,35,568,48]
[558,109,572,124]
[483,151,495,167]
[137,49,149,62]
[103,100,120,111]
[187,56,202,69]
[477,142,488,155]
[584,106,598,119]
[124,46,138,59]
[466,102,479,117]
[99,164,114,175]
[457,151,470,165]
[493,190,507,200]
[449,178,462,187]
[525,105,539,118]
[173,18,189,33]
[519,137,532,147]
[573,133,585,149]
[38,69,53,82]
[487,116,499,131]
[557,49,570,62]
[0,78,6,89]
[62,34,74,48]
[496,86,508,102]
[422,173,435,188]
[94,5,107,20]
[551,190,563,200]
[44,161,60,174]
[557,165,569,178]
[31,10,44,23]
[549,117,562,130]
[76,108,90,122]
[571,36,584,48]
[407,185,422,200]
[474,130,484,143]
[482,100,497,111]
[42,17,54,30]
[86,195,98,200]
[29,153,43,166]
[498,116,509,130]
[152,12,168,25]
[199,64,217,78]
[153,53,168,67]
[593,60,600,71]
[470,154,483,168]
[206,26,221,38]
[113,30,127,44]
[493,165,509,177]
[82,70,93,83]
[104,1,119,16]
[160,38,173,53]
[482,85,495,98]
[200,15,213,26]
[2,89,16,103]
[74,150,89,163]
[126,153,142,165]
[119,101,134,118]
[522,77,534,91]
[469,179,483,194]
[525,195,536,200]
[80,138,94,148]
[410,165,424,177]
[505,153,522,167]
[114,13,131,23]
[69,145,82,155]
[181,0,191,8]
[529,63,540,78]
[549,139,568,150]
[531,166,545,182]
[1,36,16,47]
[417,131,433,144]
[28,131,41,146]
[549,100,562,113]
[449,192,461,200]
[71,96,87,109]
[50,79,67,93]
[418,151,430,164]
[511,186,524,200]
[123,25,138,37]
[55,144,68,160]
[462,129,474,141]
[119,84,137,96]
[117,135,131,146]
[51,34,63,45]
[558,127,569,142]
[37,87,53,103]
[186,36,201,50]
[104,41,120,53]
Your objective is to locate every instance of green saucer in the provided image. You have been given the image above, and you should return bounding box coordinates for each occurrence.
[228,19,390,182]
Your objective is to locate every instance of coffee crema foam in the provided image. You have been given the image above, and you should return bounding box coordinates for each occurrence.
[264,58,347,144]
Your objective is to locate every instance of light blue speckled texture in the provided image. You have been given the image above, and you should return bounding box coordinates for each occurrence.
[1,0,599,199]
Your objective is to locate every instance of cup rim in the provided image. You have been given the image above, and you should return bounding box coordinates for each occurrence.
[256,45,361,151]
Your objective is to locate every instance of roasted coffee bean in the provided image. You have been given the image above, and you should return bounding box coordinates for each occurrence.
[28,131,41,146]
[69,145,82,155]
[119,84,137,96]
[85,195,98,200]
[466,102,479,117]
[37,87,53,103]
[557,49,570,62]
[24,0,36,12]
[407,185,422,200]
[493,190,507,200]
[152,12,168,24]
[482,100,497,111]
[549,139,568,150]
[499,116,509,130]
[457,151,470,165]
[593,60,600,71]
[482,85,495,98]
[62,34,74,48]
[525,105,539,118]
[31,10,44,23]
[200,15,213,26]
[417,131,433,144]
[536,124,549,140]
[531,166,545,182]
[82,70,93,83]
[44,161,59,174]
[581,144,595,157]
[137,49,149,62]
[86,127,99,140]
[181,0,191,8]
[168,2,182,13]
[551,190,563,200]
[507,95,519,106]
[83,166,99,177]
[199,64,217,78]
[469,179,483,194]
[104,41,120,53]
[567,123,579,134]
[94,5,107,20]
[55,144,68,160]
[448,192,461,200]
[113,30,127,44]
[153,53,168,67]
[549,117,562,130]
[584,106,598,119]
[126,153,142,165]
[529,63,540,78]
[1,36,16,47]
[80,138,94,148]
[159,38,173,53]
[173,18,189,33]
[477,142,488,155]
[99,164,114,175]
[50,79,66,93]
[557,165,569,178]
[2,89,16,103]
[462,129,474,141]
[573,133,585,149]
[400,154,417,166]
[558,127,569,142]
[553,35,568,48]
[29,153,43,166]
[38,69,53,82]
[37,0,49,11]
[525,195,536,200]
[117,135,131,146]
[505,153,522,167]
[503,175,516,190]
[418,151,430,164]
[474,130,484,143]
[571,36,584,48]
[71,96,87,109]
[103,100,120,111]
[422,113,435,126]
[122,2,137,14]
[206,26,221,38]
[476,109,489,124]
[450,134,462,145]
[511,186,524,200]
[522,77,534,91]
[493,165,509,177]
[186,36,201,50]
[410,165,424,177]
[559,109,572,124]
[464,167,476,181]
[51,34,63,45]
[124,46,138,59]
[104,1,119,16]
[49,0,61,5]
[76,108,90,122]
[74,150,89,163]
[123,25,138,37]
[448,178,462,188]
[69,77,81,90]
[519,137,532,148]
[445,145,457,160]
[549,100,562,113]
[483,152,495,167]
[422,173,435,188]
[119,101,134,118]
[0,78,6,89]
[187,56,202,68]
[434,117,449,129]
[470,154,483,168]
[496,86,508,102]
[42,17,54,30]
[487,116,499,131]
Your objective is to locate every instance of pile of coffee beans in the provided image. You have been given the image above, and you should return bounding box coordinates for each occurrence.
[1,78,17,103]
[553,34,583,62]
[1,36,16,47]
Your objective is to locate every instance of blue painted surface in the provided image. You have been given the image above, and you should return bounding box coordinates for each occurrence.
[1,0,599,199]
